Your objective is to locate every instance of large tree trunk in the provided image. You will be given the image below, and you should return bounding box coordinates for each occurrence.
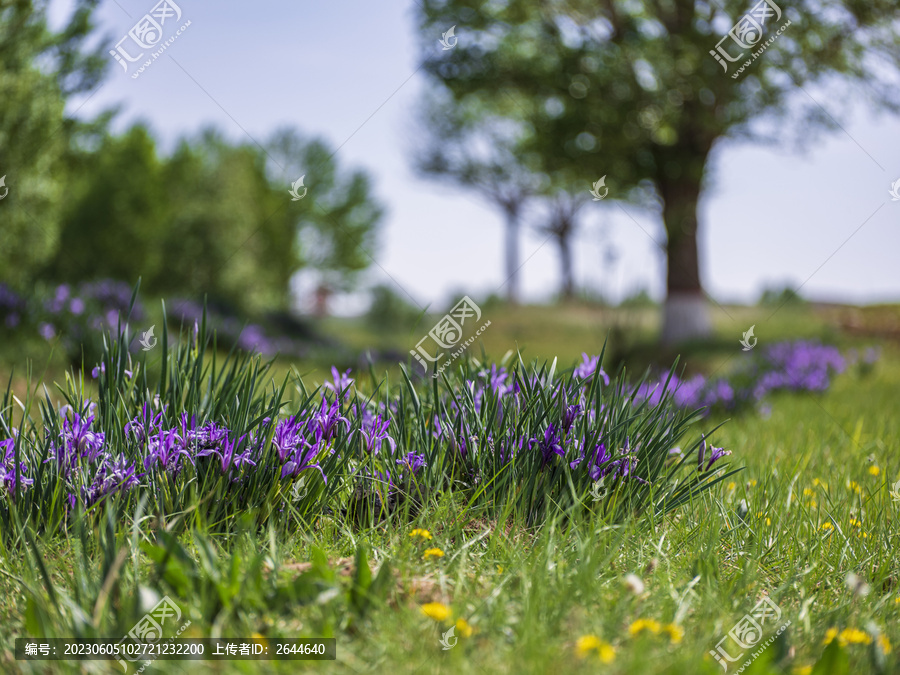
[503,203,521,305]
[659,177,711,344]
[556,227,575,301]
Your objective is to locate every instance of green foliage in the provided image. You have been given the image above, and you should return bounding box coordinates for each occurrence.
[365,284,424,334]
[52,125,168,284]
[759,286,806,307]
[151,129,298,312]
[43,125,385,313]
[267,128,385,297]
[0,0,107,287]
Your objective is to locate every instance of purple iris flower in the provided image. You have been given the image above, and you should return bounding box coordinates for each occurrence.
[323,367,354,397]
[529,424,565,466]
[360,413,396,455]
[191,421,231,459]
[124,404,165,445]
[308,398,350,441]
[47,413,107,477]
[562,403,583,434]
[0,438,34,496]
[83,454,140,506]
[570,441,611,480]
[273,415,305,463]
[215,434,255,474]
[144,429,191,473]
[479,365,514,397]
[396,452,426,477]
[39,322,56,341]
[281,428,326,482]
[574,353,610,385]
[697,436,731,472]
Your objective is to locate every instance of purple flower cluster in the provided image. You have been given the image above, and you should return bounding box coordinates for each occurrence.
[0,437,35,496]
[568,439,643,482]
[0,283,26,329]
[40,281,145,341]
[439,362,675,488]
[42,410,142,507]
[273,397,350,481]
[168,299,308,359]
[635,341,854,414]
[574,353,610,385]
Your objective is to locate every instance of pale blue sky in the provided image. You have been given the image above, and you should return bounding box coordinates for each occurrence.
[53,0,900,313]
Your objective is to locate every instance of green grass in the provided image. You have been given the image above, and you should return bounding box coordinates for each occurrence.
[0,304,898,674]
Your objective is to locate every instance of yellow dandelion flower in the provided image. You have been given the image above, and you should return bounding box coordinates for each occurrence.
[420,602,451,622]
[894,597,900,604]
[455,618,474,638]
[793,667,813,675]
[576,635,601,657]
[424,547,445,559]
[629,619,661,636]
[748,479,757,487]
[820,522,833,531]
[727,482,736,490]
[766,518,772,526]
[848,518,861,528]
[848,480,861,494]
[409,528,432,539]
[825,627,873,646]
[576,635,615,663]
[598,642,616,664]
[869,465,880,476]
[878,634,891,655]
[497,565,504,574]
[663,624,684,644]
[840,628,872,645]
[803,488,815,497]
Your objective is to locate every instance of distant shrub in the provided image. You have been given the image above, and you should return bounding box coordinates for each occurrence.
[366,284,424,333]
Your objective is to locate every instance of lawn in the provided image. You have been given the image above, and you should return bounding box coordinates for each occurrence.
[0,303,897,674]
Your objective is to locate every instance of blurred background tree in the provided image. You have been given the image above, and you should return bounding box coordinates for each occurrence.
[0,0,106,288]
[414,90,543,305]
[3,3,386,320]
[416,0,900,343]
[267,128,385,316]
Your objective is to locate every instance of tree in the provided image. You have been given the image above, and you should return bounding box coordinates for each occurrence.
[534,190,589,301]
[0,0,107,288]
[154,128,299,312]
[50,124,168,284]
[412,91,543,305]
[416,0,900,342]
[266,128,385,316]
